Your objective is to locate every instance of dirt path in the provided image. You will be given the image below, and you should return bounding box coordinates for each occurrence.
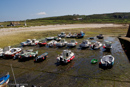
[0,24,125,36]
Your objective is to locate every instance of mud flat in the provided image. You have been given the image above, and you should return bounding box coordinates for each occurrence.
[0,35,130,87]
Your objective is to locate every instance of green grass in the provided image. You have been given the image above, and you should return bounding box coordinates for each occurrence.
[0,27,128,48]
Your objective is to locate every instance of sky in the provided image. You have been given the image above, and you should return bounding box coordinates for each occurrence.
[0,0,130,22]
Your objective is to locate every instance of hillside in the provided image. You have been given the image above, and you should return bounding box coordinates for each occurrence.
[1,12,130,27]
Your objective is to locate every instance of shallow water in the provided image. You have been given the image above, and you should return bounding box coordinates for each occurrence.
[0,36,130,87]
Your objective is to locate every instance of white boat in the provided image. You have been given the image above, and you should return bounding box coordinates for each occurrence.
[58,32,66,38]
[79,40,91,48]
[4,46,22,58]
[0,48,4,57]
[57,50,75,63]
[91,41,102,50]
[71,33,77,38]
[67,39,78,47]
[66,33,72,38]
[100,55,115,67]
[46,37,54,41]
[103,41,112,50]
[47,40,57,47]
[21,39,39,46]
[56,39,68,47]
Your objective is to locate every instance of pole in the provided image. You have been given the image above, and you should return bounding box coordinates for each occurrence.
[11,64,17,85]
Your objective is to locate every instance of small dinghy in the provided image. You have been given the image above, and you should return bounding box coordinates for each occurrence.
[0,73,10,86]
[91,59,98,64]
[79,40,91,48]
[91,41,102,50]
[99,55,114,67]
[67,39,78,47]
[97,34,104,39]
[57,50,75,63]
[56,39,67,47]
[103,41,112,51]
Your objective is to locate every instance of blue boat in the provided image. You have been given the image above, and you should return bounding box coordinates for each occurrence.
[0,73,10,86]
[77,31,85,38]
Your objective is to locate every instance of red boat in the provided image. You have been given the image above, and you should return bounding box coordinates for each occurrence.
[38,40,47,46]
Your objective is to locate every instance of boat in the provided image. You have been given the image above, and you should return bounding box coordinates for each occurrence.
[91,59,98,64]
[67,39,78,47]
[56,39,67,47]
[0,48,4,57]
[97,34,104,39]
[18,50,38,60]
[47,40,57,47]
[54,36,61,41]
[21,39,39,46]
[0,73,10,86]
[99,55,115,67]
[77,31,85,38]
[58,32,66,38]
[46,37,54,41]
[4,46,22,58]
[91,41,102,50]
[71,33,77,38]
[103,41,112,50]
[79,40,91,48]
[38,40,47,47]
[34,52,48,62]
[66,33,72,38]
[57,50,75,63]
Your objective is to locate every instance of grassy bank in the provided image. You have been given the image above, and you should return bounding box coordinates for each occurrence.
[0,27,128,48]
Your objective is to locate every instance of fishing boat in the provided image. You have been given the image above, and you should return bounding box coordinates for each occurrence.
[57,50,75,63]
[4,46,22,58]
[97,34,104,39]
[67,39,78,47]
[91,41,102,50]
[91,59,98,64]
[0,73,10,86]
[103,41,112,50]
[54,36,61,41]
[99,55,115,67]
[56,39,67,47]
[71,33,77,38]
[79,40,91,48]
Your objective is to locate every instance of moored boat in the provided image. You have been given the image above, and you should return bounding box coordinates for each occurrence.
[99,55,115,67]
[0,73,10,86]
[79,40,91,48]
[67,39,78,47]
[57,50,75,63]
[91,41,102,50]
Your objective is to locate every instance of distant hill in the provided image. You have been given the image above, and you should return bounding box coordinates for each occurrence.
[1,12,130,28]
